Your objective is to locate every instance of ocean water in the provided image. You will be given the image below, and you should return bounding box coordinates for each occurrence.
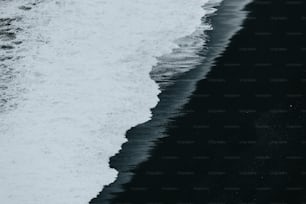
[0,0,221,204]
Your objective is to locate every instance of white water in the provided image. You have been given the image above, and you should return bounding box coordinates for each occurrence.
[0,0,215,203]
[151,0,223,87]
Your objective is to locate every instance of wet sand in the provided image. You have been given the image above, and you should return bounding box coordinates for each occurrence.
[92,0,306,203]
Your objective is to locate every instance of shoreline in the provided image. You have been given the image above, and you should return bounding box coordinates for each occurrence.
[96,0,306,203]
[91,0,252,203]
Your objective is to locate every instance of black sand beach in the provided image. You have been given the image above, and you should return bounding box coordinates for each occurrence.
[92,0,306,203]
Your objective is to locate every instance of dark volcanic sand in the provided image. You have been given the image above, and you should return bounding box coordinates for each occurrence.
[92,0,306,203]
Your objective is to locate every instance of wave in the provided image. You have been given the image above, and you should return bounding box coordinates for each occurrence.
[151,0,223,88]
[0,0,219,204]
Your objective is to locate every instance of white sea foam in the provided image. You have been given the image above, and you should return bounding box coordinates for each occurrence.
[0,0,216,203]
[151,0,223,87]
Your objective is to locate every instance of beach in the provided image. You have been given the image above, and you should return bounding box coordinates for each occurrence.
[1,0,305,203]
[93,0,306,203]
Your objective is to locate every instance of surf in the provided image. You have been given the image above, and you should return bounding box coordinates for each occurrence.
[0,0,218,203]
